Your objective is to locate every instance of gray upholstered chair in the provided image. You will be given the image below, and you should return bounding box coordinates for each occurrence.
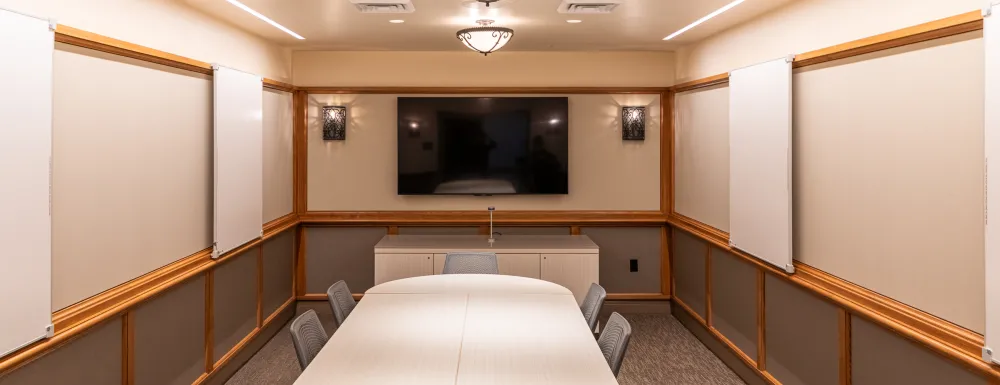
[597,312,632,377]
[327,280,357,326]
[580,283,607,331]
[289,309,329,370]
[442,252,499,274]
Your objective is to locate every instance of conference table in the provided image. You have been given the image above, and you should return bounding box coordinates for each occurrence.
[293,274,620,385]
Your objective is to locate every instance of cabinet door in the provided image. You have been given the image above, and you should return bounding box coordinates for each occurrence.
[540,253,599,305]
[374,254,433,285]
[433,254,446,274]
[497,254,540,278]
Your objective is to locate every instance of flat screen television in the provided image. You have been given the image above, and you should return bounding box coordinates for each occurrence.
[397,97,569,195]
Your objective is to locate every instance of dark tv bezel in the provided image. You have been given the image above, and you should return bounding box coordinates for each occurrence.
[395,96,569,196]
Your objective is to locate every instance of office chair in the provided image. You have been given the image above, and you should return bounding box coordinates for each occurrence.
[289,309,329,370]
[326,280,356,326]
[580,283,607,331]
[442,252,499,274]
[598,312,632,377]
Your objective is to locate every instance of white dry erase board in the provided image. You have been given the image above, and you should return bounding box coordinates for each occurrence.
[0,7,54,358]
[213,65,263,258]
[984,2,1000,364]
[728,56,794,273]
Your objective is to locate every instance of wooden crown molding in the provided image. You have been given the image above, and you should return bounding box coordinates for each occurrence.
[298,86,670,94]
[667,10,982,94]
[0,215,301,375]
[668,215,1000,380]
[300,211,668,226]
[54,25,290,89]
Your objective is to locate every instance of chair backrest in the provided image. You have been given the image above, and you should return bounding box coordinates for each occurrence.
[597,312,632,377]
[289,309,329,370]
[580,283,607,331]
[327,280,357,326]
[442,252,499,274]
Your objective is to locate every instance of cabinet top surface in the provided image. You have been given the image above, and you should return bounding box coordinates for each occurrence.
[374,234,599,254]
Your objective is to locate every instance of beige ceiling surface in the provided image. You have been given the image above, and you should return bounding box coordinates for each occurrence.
[183,0,795,51]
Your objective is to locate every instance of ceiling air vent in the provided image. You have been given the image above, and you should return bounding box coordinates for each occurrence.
[349,0,415,13]
[557,0,621,14]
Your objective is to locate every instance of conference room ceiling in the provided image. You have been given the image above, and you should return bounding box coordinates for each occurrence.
[182,0,796,51]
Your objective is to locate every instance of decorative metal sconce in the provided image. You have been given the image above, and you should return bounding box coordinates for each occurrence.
[622,106,645,141]
[323,106,347,141]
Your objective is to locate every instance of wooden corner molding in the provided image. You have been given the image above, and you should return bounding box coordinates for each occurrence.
[668,215,1000,380]
[669,73,730,93]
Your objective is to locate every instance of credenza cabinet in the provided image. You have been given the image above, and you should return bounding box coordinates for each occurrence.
[373,235,600,304]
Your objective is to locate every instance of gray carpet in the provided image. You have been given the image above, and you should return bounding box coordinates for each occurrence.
[226,303,744,385]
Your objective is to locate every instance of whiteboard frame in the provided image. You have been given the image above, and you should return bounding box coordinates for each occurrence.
[0,8,55,359]
[727,56,795,274]
[983,1,1000,364]
[213,65,263,259]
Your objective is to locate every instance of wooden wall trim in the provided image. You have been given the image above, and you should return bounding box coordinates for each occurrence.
[299,87,670,94]
[0,216,300,375]
[839,308,852,385]
[756,270,767,371]
[669,73,730,93]
[669,10,982,93]
[300,211,667,225]
[123,312,135,385]
[792,10,982,68]
[194,297,295,385]
[263,213,298,239]
[204,270,215,373]
[668,218,1000,380]
[54,25,289,88]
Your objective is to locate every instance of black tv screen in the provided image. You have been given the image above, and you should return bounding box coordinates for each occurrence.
[397,97,569,195]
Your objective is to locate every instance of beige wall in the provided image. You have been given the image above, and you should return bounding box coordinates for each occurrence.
[673,84,730,231]
[0,0,290,81]
[292,51,675,87]
[263,89,294,223]
[793,34,985,332]
[52,44,213,311]
[671,31,985,332]
[307,94,661,211]
[674,0,982,81]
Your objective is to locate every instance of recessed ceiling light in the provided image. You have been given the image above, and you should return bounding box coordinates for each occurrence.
[566,20,582,23]
[226,0,304,40]
[663,0,744,41]
[389,19,405,23]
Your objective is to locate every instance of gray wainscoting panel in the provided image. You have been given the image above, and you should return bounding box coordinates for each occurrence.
[213,248,258,362]
[0,318,121,385]
[672,228,707,318]
[397,226,480,235]
[580,227,661,293]
[134,275,206,385]
[764,275,838,385]
[262,228,294,317]
[852,316,987,385]
[493,226,571,236]
[673,306,767,385]
[305,226,387,293]
[711,247,758,361]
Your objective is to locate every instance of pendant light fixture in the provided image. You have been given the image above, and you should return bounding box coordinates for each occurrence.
[457,19,513,55]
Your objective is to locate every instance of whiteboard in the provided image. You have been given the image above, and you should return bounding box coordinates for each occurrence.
[213,65,263,258]
[0,8,53,358]
[984,2,1000,364]
[728,56,794,273]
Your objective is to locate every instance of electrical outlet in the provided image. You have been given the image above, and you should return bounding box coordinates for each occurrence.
[629,259,638,272]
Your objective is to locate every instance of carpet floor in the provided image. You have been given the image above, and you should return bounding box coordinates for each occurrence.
[226,304,744,385]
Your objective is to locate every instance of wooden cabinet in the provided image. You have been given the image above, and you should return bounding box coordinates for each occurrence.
[541,254,600,305]
[374,253,433,285]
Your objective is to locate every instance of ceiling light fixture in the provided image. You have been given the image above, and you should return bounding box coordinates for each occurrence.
[389,19,405,23]
[225,0,304,40]
[566,19,582,23]
[663,0,744,41]
[457,18,513,56]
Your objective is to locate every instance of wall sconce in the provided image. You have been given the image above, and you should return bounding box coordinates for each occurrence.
[323,106,347,141]
[622,106,645,141]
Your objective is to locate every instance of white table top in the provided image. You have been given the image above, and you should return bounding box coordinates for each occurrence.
[374,235,599,254]
[365,274,572,296]
[295,275,618,385]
